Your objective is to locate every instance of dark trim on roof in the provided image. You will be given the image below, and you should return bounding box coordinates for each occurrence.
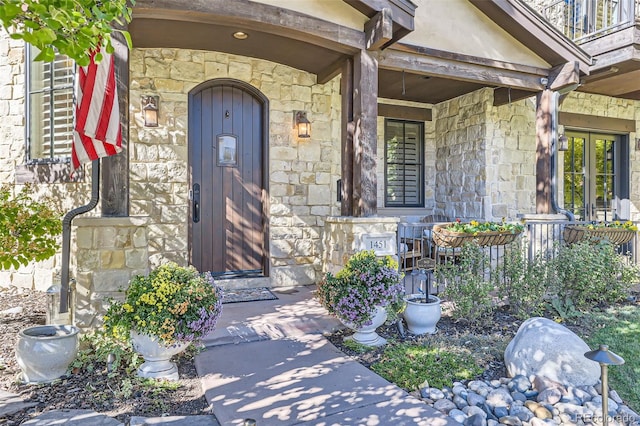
[469,0,592,74]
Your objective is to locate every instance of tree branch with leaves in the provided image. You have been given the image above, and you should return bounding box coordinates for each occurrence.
[0,0,135,65]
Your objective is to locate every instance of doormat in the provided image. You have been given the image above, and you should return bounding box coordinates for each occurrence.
[221,287,278,304]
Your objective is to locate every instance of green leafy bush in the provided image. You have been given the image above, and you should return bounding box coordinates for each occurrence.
[495,239,550,318]
[0,185,62,269]
[549,240,639,315]
[436,242,493,323]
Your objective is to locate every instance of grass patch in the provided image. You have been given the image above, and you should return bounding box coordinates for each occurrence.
[342,339,376,354]
[371,342,483,390]
[578,305,640,411]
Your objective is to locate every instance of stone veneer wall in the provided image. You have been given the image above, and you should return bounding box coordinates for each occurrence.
[129,49,342,286]
[433,88,539,221]
[0,31,93,291]
[72,217,149,328]
[323,217,400,275]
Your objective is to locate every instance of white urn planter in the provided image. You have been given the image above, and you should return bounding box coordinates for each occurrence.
[131,331,190,380]
[403,294,441,335]
[340,305,388,347]
[16,324,79,383]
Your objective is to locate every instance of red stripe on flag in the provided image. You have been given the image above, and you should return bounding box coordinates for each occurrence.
[72,47,122,170]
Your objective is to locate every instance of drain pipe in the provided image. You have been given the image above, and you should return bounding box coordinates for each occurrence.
[59,160,100,314]
[550,90,575,222]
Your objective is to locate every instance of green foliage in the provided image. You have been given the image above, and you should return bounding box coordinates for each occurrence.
[71,331,189,403]
[436,243,493,323]
[495,239,550,318]
[446,219,524,234]
[104,262,223,345]
[0,0,134,65]
[0,185,62,270]
[549,241,639,315]
[581,306,640,411]
[316,250,405,328]
[371,342,483,390]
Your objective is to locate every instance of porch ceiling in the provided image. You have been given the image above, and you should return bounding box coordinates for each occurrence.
[129,18,346,76]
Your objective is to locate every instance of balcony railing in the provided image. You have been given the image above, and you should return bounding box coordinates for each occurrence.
[540,0,639,42]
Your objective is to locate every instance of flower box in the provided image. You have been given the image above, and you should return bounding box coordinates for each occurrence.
[432,223,523,248]
[563,225,636,246]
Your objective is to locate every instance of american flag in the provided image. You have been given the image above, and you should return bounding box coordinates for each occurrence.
[72,48,122,169]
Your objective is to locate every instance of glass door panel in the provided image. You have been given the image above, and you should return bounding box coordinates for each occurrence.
[563,131,618,221]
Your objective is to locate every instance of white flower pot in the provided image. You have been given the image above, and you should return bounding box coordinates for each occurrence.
[340,305,388,347]
[131,331,190,380]
[403,294,441,335]
[16,325,79,383]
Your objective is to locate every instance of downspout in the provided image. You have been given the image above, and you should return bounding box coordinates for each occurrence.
[550,90,575,221]
[59,160,100,314]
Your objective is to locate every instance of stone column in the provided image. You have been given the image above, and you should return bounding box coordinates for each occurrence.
[323,216,399,275]
[72,217,149,329]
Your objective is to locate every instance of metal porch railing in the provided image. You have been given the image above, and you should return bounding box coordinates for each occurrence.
[540,0,639,42]
[397,220,640,295]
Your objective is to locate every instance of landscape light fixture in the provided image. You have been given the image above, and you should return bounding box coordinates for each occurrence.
[584,344,625,426]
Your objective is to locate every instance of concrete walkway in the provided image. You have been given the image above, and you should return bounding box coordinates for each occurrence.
[196,285,459,426]
[2,285,459,425]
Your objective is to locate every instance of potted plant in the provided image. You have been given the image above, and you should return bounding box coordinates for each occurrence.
[402,268,441,335]
[0,185,76,384]
[433,219,524,248]
[316,250,404,347]
[104,262,223,380]
[563,221,637,245]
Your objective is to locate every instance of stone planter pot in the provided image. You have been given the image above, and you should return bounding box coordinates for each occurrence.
[563,225,635,246]
[403,295,441,335]
[339,305,388,347]
[16,325,79,383]
[131,331,190,380]
[433,224,522,248]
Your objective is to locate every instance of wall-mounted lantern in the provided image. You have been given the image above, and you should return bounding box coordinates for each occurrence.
[141,95,159,127]
[294,111,311,139]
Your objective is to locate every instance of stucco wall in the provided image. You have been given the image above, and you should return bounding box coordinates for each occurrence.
[129,48,342,286]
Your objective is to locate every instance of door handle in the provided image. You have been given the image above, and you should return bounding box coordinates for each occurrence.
[192,183,200,223]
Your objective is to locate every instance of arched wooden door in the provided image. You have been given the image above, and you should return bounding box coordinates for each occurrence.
[188,79,268,278]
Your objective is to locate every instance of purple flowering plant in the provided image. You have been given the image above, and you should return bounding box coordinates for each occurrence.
[317,250,405,329]
[104,262,223,346]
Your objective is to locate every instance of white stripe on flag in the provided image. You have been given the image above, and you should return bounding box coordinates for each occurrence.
[72,47,122,170]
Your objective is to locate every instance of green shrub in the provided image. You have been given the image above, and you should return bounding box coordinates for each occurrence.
[436,242,494,323]
[495,239,550,318]
[550,240,639,314]
[0,185,62,269]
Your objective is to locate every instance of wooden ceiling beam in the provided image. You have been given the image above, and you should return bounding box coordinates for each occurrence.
[377,46,547,92]
[317,57,347,85]
[493,88,536,106]
[547,61,580,93]
[365,9,393,51]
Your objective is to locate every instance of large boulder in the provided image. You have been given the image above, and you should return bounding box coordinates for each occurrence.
[504,317,600,386]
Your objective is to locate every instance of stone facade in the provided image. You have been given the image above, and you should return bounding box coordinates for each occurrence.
[72,217,150,328]
[1,27,640,301]
[129,48,343,286]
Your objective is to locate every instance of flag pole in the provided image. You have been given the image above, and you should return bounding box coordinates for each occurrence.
[59,159,100,314]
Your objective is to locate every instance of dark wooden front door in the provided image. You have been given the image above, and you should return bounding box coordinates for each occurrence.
[188,80,268,278]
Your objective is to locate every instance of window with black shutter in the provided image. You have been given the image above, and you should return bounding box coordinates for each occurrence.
[384,119,424,207]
